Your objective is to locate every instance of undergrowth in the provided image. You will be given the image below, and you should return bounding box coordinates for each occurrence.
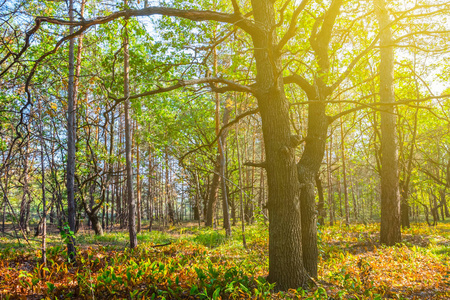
[0,222,449,299]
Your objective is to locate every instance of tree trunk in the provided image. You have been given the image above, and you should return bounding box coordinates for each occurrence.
[66,0,77,260]
[250,0,309,289]
[327,137,334,226]
[316,174,326,226]
[136,135,141,233]
[19,144,31,234]
[38,98,47,265]
[164,148,175,225]
[206,105,231,227]
[87,212,103,236]
[148,150,153,231]
[235,105,247,249]
[400,185,410,229]
[219,105,231,236]
[123,0,137,248]
[297,102,328,279]
[442,189,449,218]
[339,102,350,226]
[375,0,401,246]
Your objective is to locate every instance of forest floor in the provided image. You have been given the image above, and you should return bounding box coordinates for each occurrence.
[0,221,449,299]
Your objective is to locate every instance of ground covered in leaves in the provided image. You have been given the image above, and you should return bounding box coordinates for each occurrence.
[0,222,449,299]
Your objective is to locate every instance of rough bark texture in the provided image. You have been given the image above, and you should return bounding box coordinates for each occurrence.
[89,213,104,236]
[297,102,328,278]
[375,0,401,246]
[250,0,309,290]
[294,0,342,278]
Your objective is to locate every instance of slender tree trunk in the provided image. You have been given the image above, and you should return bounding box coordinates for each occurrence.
[164,147,175,225]
[235,106,246,249]
[375,0,401,245]
[206,105,231,227]
[220,130,231,236]
[148,150,153,231]
[19,144,31,234]
[38,98,47,265]
[136,134,141,233]
[327,137,334,226]
[339,102,350,226]
[66,0,77,260]
[219,105,232,236]
[123,0,137,248]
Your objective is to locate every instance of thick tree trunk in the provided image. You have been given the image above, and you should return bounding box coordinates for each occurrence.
[87,212,103,236]
[297,102,328,279]
[375,0,401,246]
[250,0,309,289]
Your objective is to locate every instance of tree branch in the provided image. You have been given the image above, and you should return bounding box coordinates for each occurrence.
[283,74,316,99]
[34,6,261,36]
[244,161,267,168]
[104,77,254,116]
[276,0,309,52]
[179,107,260,162]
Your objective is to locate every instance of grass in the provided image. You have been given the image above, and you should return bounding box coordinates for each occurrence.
[0,221,449,299]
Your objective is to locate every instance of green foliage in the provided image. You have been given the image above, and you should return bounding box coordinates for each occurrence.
[1,223,450,298]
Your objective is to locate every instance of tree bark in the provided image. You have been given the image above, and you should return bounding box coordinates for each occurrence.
[123,0,137,248]
[297,101,328,278]
[66,0,77,260]
[38,98,47,265]
[136,132,141,233]
[316,174,326,226]
[235,104,247,249]
[19,144,31,234]
[375,0,401,246]
[206,104,231,227]
[219,105,232,236]
[250,0,309,289]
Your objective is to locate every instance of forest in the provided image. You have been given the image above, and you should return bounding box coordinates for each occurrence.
[1,0,450,298]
